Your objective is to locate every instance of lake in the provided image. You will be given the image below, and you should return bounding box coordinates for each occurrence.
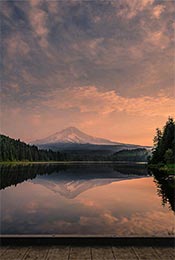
[0,163,174,237]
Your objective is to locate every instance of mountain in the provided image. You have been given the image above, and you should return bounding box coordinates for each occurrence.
[32,126,119,145]
[32,127,151,154]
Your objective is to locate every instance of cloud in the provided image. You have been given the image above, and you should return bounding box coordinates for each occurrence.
[1,2,13,18]
[44,86,175,118]
[7,83,20,93]
[115,0,154,19]
[152,4,165,19]
[143,27,170,50]
[103,212,119,224]
[2,0,174,100]
[46,1,59,15]
[5,33,30,57]
[115,211,175,236]
[28,1,49,48]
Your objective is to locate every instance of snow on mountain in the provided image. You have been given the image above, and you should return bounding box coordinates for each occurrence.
[32,127,119,145]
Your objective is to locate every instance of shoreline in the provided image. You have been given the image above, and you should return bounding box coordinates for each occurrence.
[148,163,175,173]
[1,236,174,247]
[0,161,148,165]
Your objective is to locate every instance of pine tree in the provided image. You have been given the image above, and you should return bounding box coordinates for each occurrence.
[0,134,63,162]
[150,117,175,164]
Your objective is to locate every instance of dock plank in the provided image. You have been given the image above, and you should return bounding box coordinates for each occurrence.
[23,246,49,260]
[47,246,69,260]
[112,246,138,259]
[92,246,114,260]
[1,245,174,260]
[133,246,160,259]
[154,247,175,260]
[69,246,91,260]
[0,246,9,256]
[0,246,28,260]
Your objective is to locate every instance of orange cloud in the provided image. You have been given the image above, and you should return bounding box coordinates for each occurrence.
[146,30,169,49]
[152,5,165,18]
[45,86,175,118]
[116,0,154,20]
[1,85,174,145]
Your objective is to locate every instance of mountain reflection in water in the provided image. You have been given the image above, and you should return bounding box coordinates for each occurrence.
[0,163,174,236]
[0,163,148,190]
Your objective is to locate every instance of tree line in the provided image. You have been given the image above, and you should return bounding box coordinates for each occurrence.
[149,117,175,165]
[0,135,67,161]
[112,148,149,162]
[0,134,150,162]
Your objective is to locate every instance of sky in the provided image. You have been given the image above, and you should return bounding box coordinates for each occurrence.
[1,0,175,145]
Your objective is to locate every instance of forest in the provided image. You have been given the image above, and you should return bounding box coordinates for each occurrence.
[0,135,67,161]
[112,148,149,162]
[149,117,175,165]
[0,134,148,162]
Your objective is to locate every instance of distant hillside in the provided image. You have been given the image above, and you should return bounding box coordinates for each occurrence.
[112,148,150,162]
[37,142,146,153]
[0,134,65,162]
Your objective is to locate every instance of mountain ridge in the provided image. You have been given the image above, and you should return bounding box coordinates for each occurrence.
[32,126,121,146]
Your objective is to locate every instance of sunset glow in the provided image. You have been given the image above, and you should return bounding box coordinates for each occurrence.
[1,0,174,145]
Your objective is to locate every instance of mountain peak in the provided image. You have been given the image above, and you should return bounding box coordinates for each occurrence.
[59,126,82,134]
[32,127,118,145]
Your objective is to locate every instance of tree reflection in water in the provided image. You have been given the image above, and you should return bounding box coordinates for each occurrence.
[0,164,174,213]
[0,164,68,189]
[151,169,175,212]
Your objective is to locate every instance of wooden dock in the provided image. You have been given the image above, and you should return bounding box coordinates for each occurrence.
[0,245,175,259]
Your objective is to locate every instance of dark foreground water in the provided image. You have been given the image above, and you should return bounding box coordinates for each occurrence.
[0,163,174,236]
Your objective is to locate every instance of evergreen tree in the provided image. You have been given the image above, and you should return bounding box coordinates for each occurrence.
[164,149,174,164]
[150,117,175,164]
[0,134,63,162]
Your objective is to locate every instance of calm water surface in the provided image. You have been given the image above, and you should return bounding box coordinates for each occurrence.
[0,163,174,236]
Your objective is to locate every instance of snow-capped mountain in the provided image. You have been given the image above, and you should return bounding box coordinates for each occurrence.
[32,126,120,145]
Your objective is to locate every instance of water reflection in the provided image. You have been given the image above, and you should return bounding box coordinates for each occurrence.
[151,169,175,212]
[0,163,148,190]
[0,163,174,236]
[1,164,174,209]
